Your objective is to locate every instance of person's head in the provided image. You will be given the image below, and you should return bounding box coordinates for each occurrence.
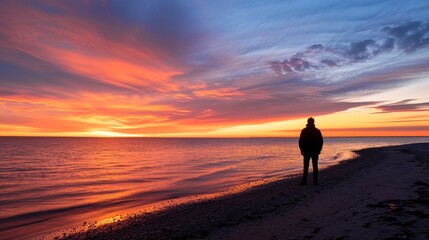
[307,117,315,126]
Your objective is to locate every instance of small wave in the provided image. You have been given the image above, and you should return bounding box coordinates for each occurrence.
[195,160,238,169]
[178,168,237,183]
[245,155,276,161]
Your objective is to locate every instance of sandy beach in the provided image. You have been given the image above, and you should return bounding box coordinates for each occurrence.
[59,143,429,240]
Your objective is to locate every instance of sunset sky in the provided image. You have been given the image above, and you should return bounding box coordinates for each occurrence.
[1,0,429,137]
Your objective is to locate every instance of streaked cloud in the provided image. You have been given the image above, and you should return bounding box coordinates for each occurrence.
[375,100,429,113]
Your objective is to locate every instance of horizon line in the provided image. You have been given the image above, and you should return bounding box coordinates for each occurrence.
[1,136,428,138]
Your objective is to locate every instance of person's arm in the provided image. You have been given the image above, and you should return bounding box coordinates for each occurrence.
[318,130,323,153]
[299,130,304,155]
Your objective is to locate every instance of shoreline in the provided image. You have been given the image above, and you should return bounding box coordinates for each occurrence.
[58,142,429,240]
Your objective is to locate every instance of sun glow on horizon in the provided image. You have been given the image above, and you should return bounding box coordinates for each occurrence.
[84,131,143,137]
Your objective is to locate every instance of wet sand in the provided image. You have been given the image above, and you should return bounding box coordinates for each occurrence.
[59,143,429,240]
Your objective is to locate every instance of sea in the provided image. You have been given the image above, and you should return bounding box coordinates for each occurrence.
[1,137,428,239]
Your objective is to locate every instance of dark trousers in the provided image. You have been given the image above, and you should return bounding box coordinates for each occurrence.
[301,154,319,184]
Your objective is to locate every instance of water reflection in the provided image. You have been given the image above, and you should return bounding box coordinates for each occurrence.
[0,137,428,239]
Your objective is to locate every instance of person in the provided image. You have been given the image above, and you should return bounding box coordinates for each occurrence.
[299,117,323,185]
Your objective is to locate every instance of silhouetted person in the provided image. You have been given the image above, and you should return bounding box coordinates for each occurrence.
[299,117,323,185]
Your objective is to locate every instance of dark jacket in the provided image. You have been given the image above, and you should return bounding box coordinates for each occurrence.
[299,125,323,155]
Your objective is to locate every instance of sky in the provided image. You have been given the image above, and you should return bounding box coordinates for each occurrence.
[1,0,429,137]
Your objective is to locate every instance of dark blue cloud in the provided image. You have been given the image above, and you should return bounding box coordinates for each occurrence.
[383,21,429,52]
[376,99,429,113]
[345,39,377,61]
[269,21,429,75]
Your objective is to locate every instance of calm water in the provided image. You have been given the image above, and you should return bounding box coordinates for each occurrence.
[1,137,428,239]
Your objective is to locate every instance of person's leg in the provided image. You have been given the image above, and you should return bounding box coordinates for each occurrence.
[300,155,310,185]
[312,154,319,185]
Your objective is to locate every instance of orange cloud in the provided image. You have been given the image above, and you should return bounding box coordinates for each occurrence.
[40,47,182,92]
